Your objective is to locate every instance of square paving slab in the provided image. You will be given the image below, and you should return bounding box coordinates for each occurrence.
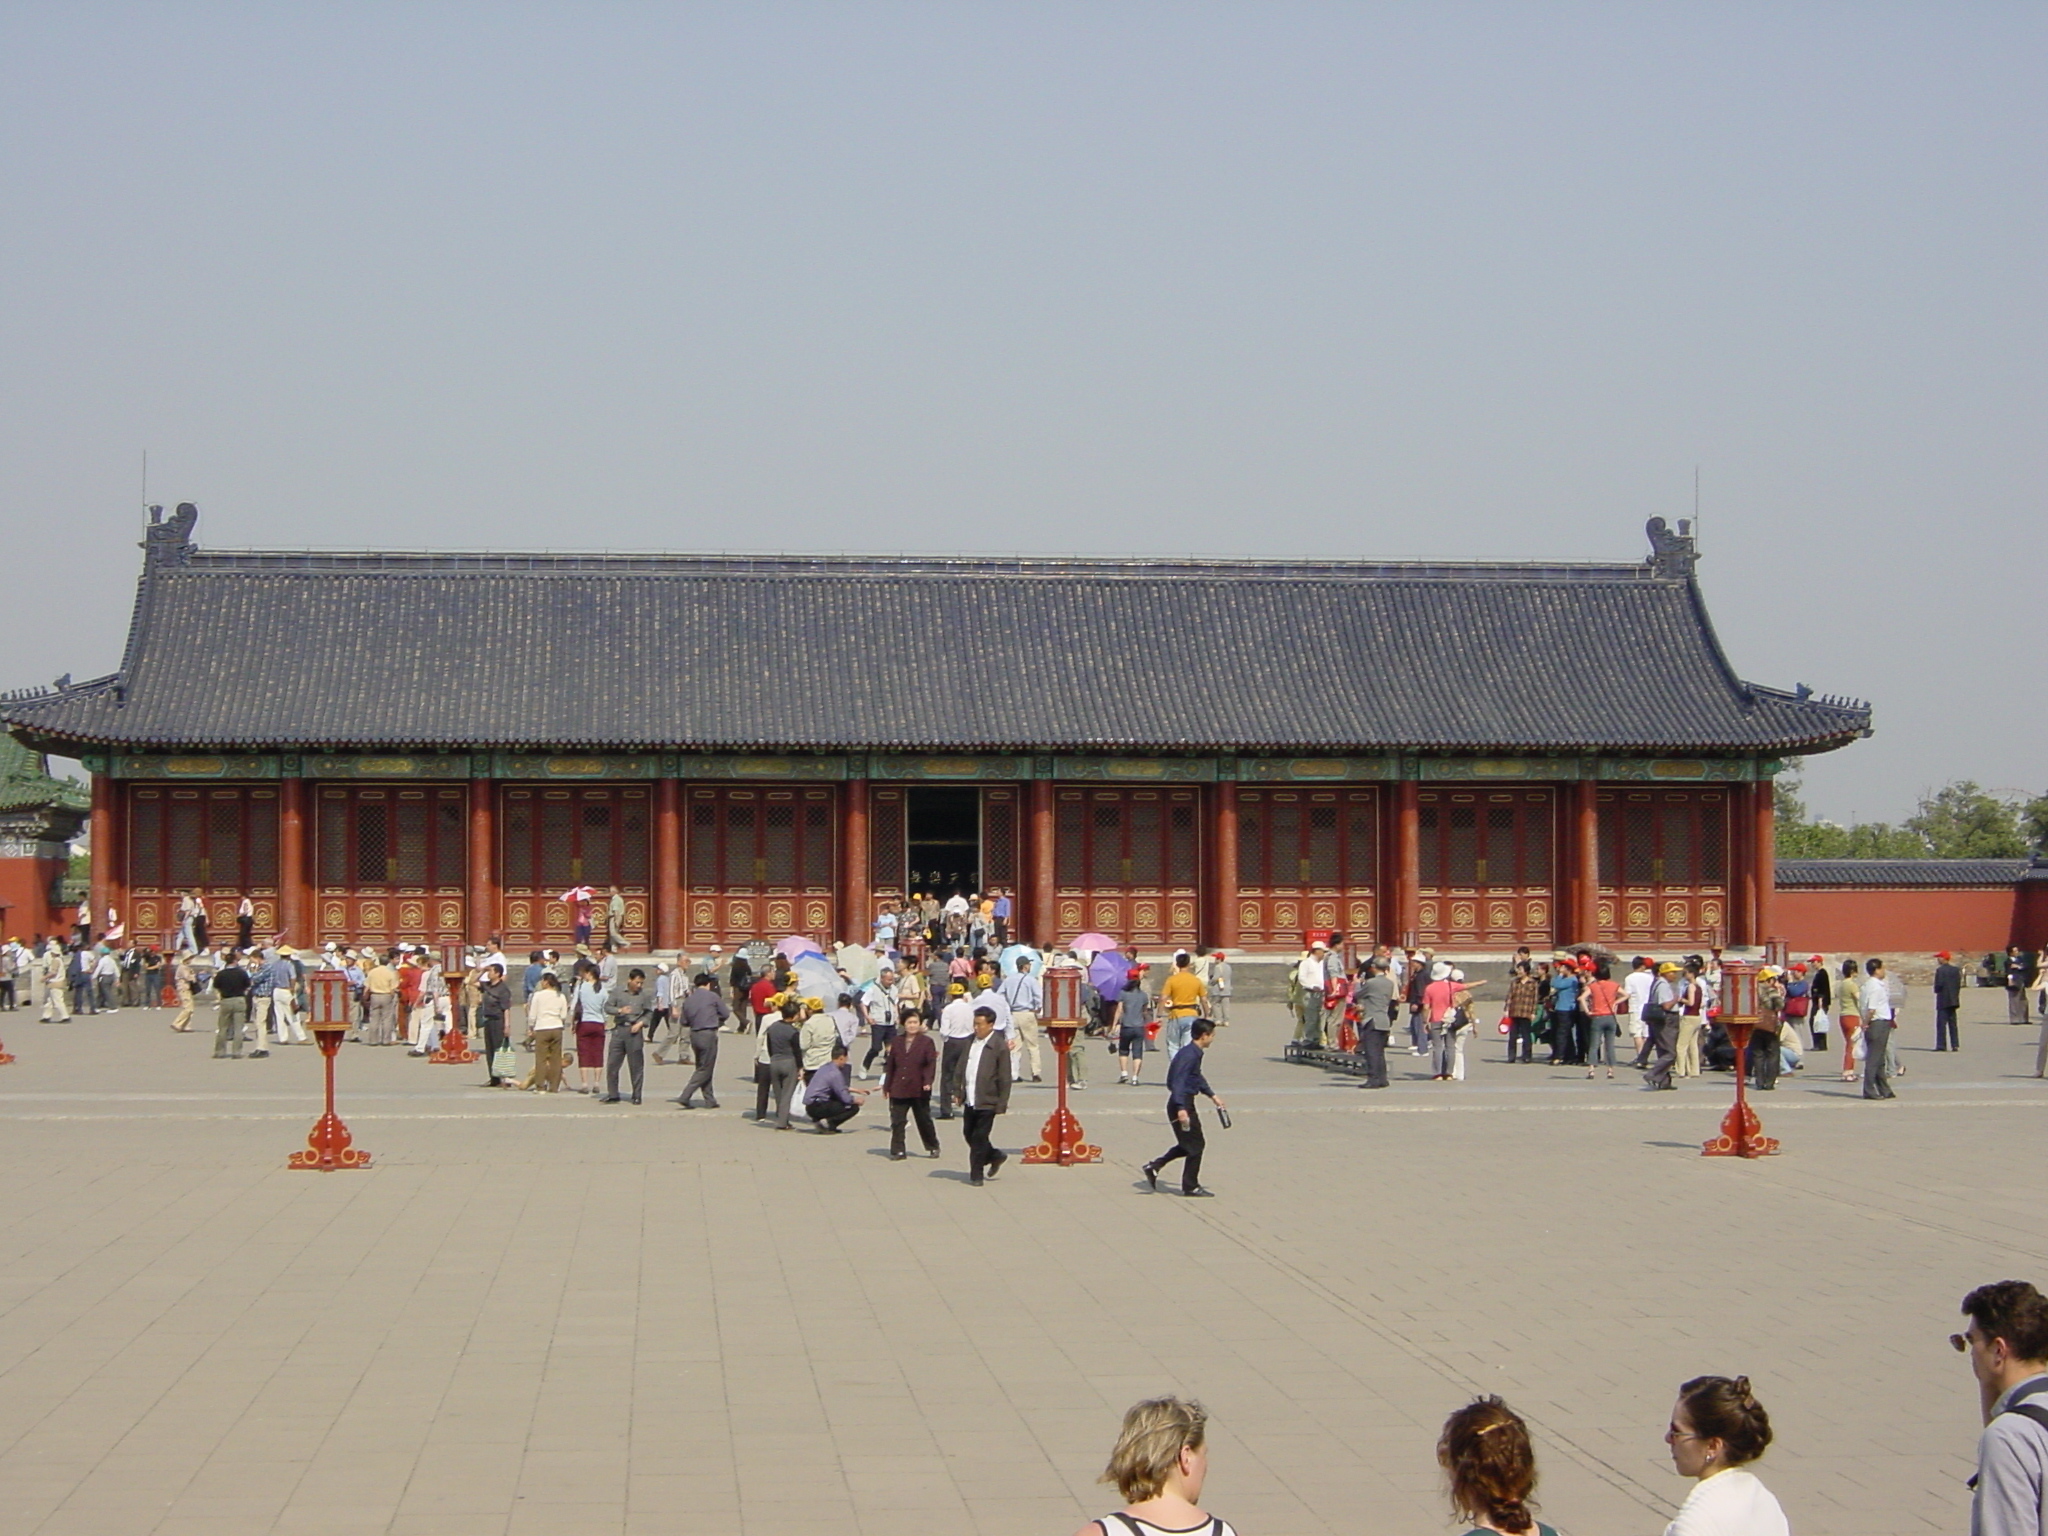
[0,987,2041,1535]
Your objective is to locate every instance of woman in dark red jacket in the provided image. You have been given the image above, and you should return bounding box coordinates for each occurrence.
[882,1008,941,1160]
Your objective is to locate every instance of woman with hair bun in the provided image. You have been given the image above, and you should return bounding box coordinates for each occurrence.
[1074,1396,1236,1536]
[1437,1396,1558,1536]
[1662,1375,1788,1535]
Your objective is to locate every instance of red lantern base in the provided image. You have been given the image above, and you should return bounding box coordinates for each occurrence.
[289,1024,371,1170]
[1023,1027,1102,1165]
[289,1111,372,1171]
[1024,1104,1103,1165]
[1701,1099,1779,1158]
[429,1028,477,1064]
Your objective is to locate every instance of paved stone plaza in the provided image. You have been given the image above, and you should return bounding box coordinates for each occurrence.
[1,987,2042,1536]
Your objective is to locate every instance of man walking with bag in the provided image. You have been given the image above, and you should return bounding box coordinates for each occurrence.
[1143,1019,1226,1197]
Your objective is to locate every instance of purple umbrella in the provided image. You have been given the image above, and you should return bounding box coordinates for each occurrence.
[1089,951,1128,1002]
[775,934,823,962]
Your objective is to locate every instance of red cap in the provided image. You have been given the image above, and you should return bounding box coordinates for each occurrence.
[1936,949,1952,961]
[1791,963,1807,973]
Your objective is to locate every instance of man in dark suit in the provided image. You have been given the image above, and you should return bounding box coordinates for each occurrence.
[1933,950,1963,1052]
[960,1006,1012,1186]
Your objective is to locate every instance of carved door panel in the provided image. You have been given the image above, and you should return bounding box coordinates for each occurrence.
[683,786,835,947]
[500,786,652,947]
[1051,788,1198,948]
[1234,788,1378,945]
[1596,789,1729,946]
[314,785,468,947]
[1415,789,1554,947]
[127,785,280,942]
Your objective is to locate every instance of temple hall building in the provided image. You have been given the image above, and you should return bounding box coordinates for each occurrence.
[1,505,1870,957]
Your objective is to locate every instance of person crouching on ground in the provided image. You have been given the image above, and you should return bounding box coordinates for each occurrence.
[803,1041,868,1133]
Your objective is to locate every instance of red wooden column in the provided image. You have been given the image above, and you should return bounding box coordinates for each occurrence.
[89,774,120,938]
[1572,780,1600,944]
[1206,780,1240,950]
[1027,779,1056,945]
[1394,779,1421,947]
[841,777,870,944]
[467,779,498,941]
[1753,778,1776,947]
[1727,782,1754,947]
[279,777,309,944]
[653,777,682,951]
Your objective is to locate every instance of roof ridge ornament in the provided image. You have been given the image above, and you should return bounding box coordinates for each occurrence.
[143,501,198,566]
[1645,516,1697,579]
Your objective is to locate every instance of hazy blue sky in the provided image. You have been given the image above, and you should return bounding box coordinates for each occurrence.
[3,4,2041,821]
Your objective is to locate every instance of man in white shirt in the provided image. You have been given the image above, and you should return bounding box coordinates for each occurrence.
[960,1007,1012,1186]
[857,969,899,1081]
[1622,955,1657,1067]
[1860,958,1898,1100]
[1294,942,1330,1045]
[970,981,1012,1038]
[935,983,976,1120]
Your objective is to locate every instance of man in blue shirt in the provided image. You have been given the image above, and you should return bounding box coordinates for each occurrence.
[803,1042,868,1132]
[1141,1020,1227,1198]
[1547,960,1584,1066]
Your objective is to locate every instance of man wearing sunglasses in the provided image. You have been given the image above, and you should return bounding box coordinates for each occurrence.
[1956,1280,2048,1536]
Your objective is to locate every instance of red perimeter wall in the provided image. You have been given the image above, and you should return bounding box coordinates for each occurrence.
[0,854,71,942]
[1775,888,2027,957]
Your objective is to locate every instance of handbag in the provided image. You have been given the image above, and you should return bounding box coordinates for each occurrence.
[491,1044,516,1079]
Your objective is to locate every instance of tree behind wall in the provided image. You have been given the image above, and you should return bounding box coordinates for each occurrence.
[1776,772,2030,859]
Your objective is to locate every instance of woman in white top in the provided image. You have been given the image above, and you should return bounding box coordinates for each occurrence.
[1074,1396,1237,1536]
[523,974,569,1093]
[1662,1374,1788,1536]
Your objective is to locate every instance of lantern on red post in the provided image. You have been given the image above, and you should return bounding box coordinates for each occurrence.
[1701,957,1779,1159]
[289,973,371,1170]
[429,945,477,1063]
[1023,964,1101,1166]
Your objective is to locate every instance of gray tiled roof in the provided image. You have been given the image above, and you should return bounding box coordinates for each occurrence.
[4,541,1871,755]
[1776,859,2032,888]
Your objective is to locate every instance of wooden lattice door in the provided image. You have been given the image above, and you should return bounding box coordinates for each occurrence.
[1415,789,1554,947]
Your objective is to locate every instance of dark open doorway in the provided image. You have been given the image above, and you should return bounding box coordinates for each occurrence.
[906,786,979,899]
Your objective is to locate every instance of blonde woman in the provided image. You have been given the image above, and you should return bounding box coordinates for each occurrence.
[1074,1396,1236,1536]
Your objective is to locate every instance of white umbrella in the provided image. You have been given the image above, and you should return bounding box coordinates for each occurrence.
[835,944,880,986]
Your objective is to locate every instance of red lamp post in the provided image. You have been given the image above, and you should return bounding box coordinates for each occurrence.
[1701,957,1780,1159]
[1023,964,1102,1166]
[429,946,478,1064]
[289,973,372,1171]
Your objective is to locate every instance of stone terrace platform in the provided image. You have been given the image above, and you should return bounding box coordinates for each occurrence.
[0,988,2042,1536]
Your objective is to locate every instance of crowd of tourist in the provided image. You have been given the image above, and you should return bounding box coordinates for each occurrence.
[1282,934,2048,1095]
[1079,1276,2048,1535]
